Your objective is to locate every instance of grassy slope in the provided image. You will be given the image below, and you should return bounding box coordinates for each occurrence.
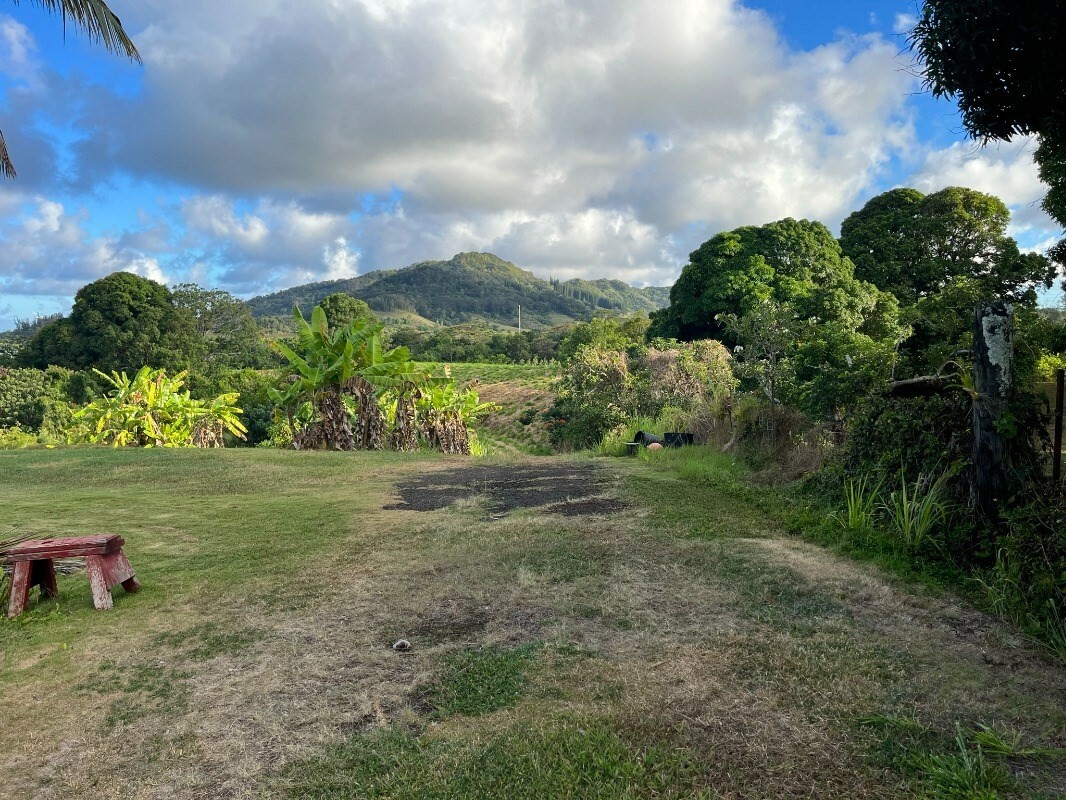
[431,362,558,455]
[0,448,1062,798]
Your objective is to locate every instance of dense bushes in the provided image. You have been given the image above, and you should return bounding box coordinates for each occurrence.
[547,318,735,450]
[0,366,82,442]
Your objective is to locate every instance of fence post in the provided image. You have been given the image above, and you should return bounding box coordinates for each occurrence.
[972,302,1013,524]
[1054,368,1064,483]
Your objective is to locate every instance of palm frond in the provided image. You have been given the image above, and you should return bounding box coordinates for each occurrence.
[0,130,15,178]
[15,0,141,62]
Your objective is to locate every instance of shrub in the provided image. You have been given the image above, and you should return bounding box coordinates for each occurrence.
[0,367,52,429]
[844,391,971,484]
[70,367,247,447]
[0,427,37,449]
[193,367,284,446]
[0,366,81,438]
[547,346,633,450]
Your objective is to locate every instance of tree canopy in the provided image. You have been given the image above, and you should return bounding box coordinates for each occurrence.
[317,293,379,330]
[840,186,1056,305]
[172,284,269,370]
[649,218,894,345]
[911,2,1066,144]
[911,2,1066,268]
[19,272,200,373]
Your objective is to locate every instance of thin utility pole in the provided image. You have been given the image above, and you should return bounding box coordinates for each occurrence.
[518,304,522,332]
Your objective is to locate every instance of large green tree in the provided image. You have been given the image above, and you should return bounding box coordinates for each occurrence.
[649,217,896,345]
[911,2,1066,265]
[840,186,1056,305]
[317,293,379,330]
[20,272,201,372]
[841,186,1057,375]
[2,0,141,177]
[171,284,269,370]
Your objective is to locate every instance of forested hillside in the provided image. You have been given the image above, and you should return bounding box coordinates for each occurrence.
[246,252,669,326]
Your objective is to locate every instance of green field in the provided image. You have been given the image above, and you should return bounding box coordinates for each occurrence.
[429,362,558,455]
[0,447,1063,798]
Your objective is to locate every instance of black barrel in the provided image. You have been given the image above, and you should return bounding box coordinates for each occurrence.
[664,432,694,447]
[634,430,663,446]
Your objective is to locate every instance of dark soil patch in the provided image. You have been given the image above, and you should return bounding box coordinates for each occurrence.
[384,463,619,516]
[409,597,491,642]
[402,597,553,647]
[544,496,629,517]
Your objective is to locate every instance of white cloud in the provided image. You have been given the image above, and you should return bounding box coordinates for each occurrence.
[83,1,918,232]
[893,13,917,35]
[0,15,40,88]
[3,0,936,312]
[909,138,1061,243]
[0,198,170,298]
[322,237,359,280]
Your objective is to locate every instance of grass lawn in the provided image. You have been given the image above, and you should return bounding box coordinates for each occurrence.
[0,446,1063,798]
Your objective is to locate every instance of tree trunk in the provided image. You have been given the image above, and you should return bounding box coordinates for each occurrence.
[389,395,419,452]
[971,302,1013,525]
[317,388,356,451]
[346,377,385,450]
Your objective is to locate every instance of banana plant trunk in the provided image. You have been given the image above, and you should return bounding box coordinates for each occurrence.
[389,395,419,452]
[317,388,356,451]
[347,377,385,450]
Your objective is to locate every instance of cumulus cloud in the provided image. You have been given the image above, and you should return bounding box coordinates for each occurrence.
[909,138,1060,243]
[79,1,917,231]
[3,0,935,313]
[0,197,169,299]
[893,13,917,35]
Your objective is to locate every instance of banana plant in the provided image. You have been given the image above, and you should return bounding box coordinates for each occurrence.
[270,306,439,450]
[416,382,498,455]
[72,366,246,447]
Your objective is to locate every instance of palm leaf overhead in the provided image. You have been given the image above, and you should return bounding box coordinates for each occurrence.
[3,0,140,178]
[14,0,141,61]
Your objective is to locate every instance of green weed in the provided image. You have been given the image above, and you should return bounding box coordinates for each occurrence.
[425,643,541,717]
[284,716,710,799]
[969,722,1066,758]
[913,726,1013,799]
[833,474,882,532]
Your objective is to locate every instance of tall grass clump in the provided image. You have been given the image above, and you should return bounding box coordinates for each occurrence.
[913,726,1013,799]
[882,470,951,553]
[833,475,882,531]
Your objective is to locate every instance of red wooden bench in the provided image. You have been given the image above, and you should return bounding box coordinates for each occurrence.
[4,535,139,618]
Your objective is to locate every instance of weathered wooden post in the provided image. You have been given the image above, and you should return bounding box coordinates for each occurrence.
[972,302,1014,524]
[1053,368,1064,483]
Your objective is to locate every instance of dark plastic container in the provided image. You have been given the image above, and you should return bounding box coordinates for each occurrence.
[633,430,663,446]
[664,432,694,447]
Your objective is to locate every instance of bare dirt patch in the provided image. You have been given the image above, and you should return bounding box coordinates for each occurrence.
[384,462,624,516]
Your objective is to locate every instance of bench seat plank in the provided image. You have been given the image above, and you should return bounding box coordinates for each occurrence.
[3,535,124,561]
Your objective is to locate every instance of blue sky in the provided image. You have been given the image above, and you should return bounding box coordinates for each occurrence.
[0,0,1060,326]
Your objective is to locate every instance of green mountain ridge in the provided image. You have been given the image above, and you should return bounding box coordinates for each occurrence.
[246,252,670,327]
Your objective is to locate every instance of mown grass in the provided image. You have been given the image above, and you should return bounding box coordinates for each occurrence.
[1,446,1063,798]
[286,716,711,800]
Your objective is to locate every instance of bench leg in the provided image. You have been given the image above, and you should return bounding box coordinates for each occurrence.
[100,550,138,593]
[32,559,58,599]
[84,555,114,611]
[7,561,32,618]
